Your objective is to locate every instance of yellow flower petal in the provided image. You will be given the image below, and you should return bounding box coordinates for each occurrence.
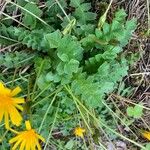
[9,135,20,144]
[4,112,9,129]
[12,139,21,150]
[14,104,24,111]
[0,82,4,89]
[30,139,36,150]
[9,106,22,126]
[36,134,45,142]
[13,98,25,104]
[19,140,26,150]
[0,83,25,128]
[74,127,85,138]
[9,120,45,150]
[142,130,150,140]
[25,120,32,130]
[11,86,22,96]
[25,140,30,150]
[0,82,11,96]
[0,108,4,122]
[36,141,42,150]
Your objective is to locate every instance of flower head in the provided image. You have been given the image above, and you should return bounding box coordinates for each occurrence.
[9,120,45,150]
[74,127,85,138]
[0,82,25,128]
[141,130,150,140]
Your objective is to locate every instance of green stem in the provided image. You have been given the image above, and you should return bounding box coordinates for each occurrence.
[105,0,114,16]
[0,35,18,43]
[32,86,62,108]
[38,93,57,133]
[64,85,93,134]
[43,103,60,150]
[11,68,18,88]
[32,84,51,102]
[55,0,70,22]
[6,73,34,85]
[31,60,45,100]
[0,130,8,143]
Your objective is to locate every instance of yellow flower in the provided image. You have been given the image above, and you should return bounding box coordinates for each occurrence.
[141,130,150,140]
[74,127,85,138]
[9,120,45,150]
[0,82,25,128]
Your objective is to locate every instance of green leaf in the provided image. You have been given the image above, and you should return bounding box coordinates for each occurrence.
[71,74,102,108]
[78,24,95,36]
[64,59,79,75]
[45,30,62,48]
[115,9,127,22]
[57,35,83,61]
[46,72,54,82]
[127,104,143,119]
[37,74,49,90]
[56,34,83,79]
[46,0,67,11]
[103,23,110,34]
[58,54,69,62]
[145,143,150,150]
[22,14,36,28]
[70,0,96,24]
[134,105,143,119]
[17,0,27,6]
[81,34,96,50]
[22,3,42,28]
[127,107,134,117]
[46,72,61,83]
[65,140,74,149]
[23,3,42,17]
[118,19,137,46]
[126,19,137,31]
[95,9,136,48]
[56,62,64,75]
